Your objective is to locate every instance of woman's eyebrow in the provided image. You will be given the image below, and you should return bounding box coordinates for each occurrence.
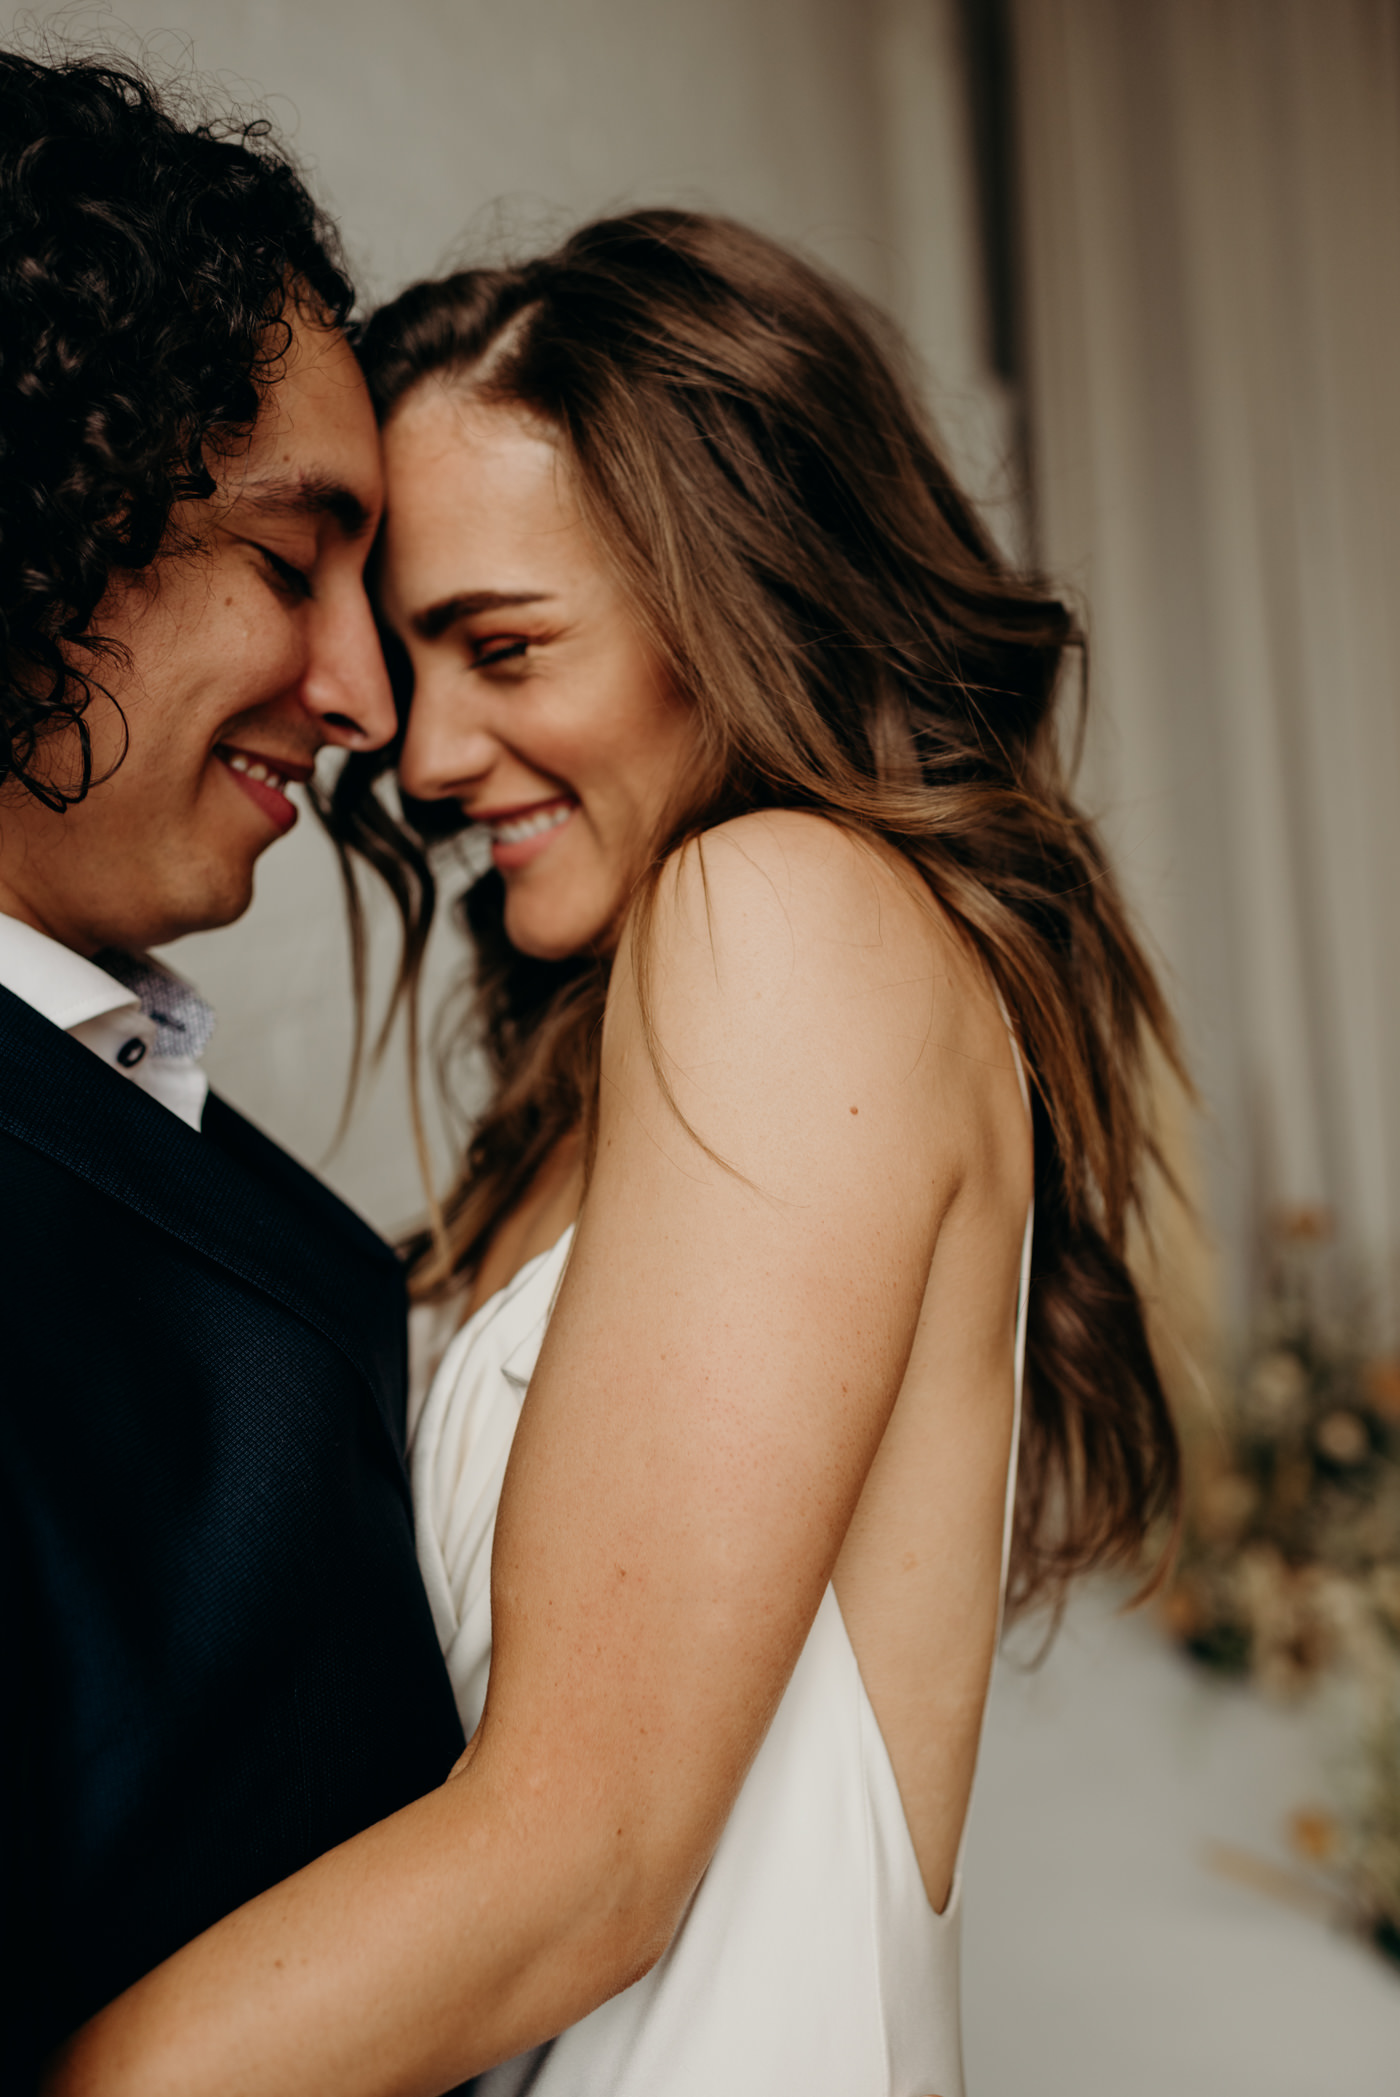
[414,590,553,639]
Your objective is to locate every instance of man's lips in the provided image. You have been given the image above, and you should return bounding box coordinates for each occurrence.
[217,744,313,836]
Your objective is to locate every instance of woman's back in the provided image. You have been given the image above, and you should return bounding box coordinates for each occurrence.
[821,823,1032,1914]
[412,812,1033,2092]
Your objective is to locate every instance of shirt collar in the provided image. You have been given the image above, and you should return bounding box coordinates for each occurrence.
[0,912,141,1031]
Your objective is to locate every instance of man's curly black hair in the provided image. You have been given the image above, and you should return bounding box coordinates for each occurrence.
[0,49,354,810]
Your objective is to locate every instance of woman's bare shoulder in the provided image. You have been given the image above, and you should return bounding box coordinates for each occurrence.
[606,810,1013,1190]
[620,809,985,1048]
[641,805,951,960]
[677,805,927,898]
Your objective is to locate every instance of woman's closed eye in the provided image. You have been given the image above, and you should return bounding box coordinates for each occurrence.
[472,634,531,672]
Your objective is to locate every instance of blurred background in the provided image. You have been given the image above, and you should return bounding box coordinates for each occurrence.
[8,1,1400,2088]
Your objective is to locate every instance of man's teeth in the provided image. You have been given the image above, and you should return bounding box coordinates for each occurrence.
[225,751,289,793]
[490,804,573,845]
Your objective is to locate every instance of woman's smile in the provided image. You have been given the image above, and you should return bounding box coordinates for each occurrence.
[474,794,578,869]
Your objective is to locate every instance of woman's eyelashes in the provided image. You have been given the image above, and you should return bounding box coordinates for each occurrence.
[470,633,531,672]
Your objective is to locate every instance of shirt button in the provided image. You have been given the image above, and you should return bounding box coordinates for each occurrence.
[116,1037,147,1068]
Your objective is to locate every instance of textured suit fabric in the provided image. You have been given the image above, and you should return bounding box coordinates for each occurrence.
[0,984,465,2086]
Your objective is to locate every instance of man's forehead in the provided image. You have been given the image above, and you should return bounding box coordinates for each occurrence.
[230,323,382,530]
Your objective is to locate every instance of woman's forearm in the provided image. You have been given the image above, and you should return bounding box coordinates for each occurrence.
[44,1751,672,2097]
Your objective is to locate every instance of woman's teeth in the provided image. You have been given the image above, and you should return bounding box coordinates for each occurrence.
[224,751,289,794]
[489,803,573,845]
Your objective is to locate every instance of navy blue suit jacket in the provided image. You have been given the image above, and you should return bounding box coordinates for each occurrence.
[0,984,465,2085]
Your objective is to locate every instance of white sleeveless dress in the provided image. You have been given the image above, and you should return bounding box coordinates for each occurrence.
[412,1208,1031,2097]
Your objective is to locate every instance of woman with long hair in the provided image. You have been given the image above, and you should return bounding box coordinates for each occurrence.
[51,210,1180,2097]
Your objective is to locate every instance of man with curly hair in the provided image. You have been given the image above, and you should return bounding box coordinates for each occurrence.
[0,50,464,2084]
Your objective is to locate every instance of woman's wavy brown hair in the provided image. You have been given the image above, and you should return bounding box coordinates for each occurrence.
[329,208,1183,1614]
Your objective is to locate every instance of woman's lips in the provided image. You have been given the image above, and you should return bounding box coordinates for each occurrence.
[217,746,302,836]
[480,797,577,871]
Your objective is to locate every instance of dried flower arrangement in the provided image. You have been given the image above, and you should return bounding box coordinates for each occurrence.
[1161,1207,1400,1962]
[1164,1208,1400,1691]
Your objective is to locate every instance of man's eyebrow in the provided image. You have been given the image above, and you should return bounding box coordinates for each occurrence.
[414,590,552,640]
[240,473,373,538]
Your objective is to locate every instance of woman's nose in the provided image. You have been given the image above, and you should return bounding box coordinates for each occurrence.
[397,665,498,802]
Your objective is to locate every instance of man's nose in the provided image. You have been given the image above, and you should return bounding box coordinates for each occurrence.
[301,584,397,752]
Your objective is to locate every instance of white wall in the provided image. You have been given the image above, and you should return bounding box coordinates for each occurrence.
[7,0,991,1231]
[1013,0,1400,1341]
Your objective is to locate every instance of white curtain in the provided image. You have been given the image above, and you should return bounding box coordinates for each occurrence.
[1012,0,1400,1341]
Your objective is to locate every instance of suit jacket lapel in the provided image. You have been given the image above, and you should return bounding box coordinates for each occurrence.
[0,985,407,1461]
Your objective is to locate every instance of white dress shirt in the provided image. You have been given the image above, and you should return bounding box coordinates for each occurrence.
[0,913,210,1131]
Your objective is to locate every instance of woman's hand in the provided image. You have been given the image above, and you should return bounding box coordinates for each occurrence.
[46,812,981,2097]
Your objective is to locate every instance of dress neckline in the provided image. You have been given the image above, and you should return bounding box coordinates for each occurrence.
[467,1222,575,1331]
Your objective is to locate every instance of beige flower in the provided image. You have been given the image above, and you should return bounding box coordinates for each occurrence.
[1196,1468,1257,1543]
[1314,1408,1371,1468]
[1244,1347,1310,1433]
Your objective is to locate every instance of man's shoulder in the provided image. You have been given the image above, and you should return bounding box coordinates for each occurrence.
[0,990,405,1421]
[200,1090,399,1271]
[0,982,393,1270]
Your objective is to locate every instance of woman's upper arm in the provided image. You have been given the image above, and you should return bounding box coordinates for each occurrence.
[474,814,960,1921]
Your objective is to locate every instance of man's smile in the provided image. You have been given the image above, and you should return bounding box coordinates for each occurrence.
[216,743,315,835]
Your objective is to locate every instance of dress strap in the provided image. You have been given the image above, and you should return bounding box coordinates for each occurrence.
[993,992,1034,1631]
[998,1200,1034,1622]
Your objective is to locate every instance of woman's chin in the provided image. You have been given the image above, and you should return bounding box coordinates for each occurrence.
[503,902,603,964]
